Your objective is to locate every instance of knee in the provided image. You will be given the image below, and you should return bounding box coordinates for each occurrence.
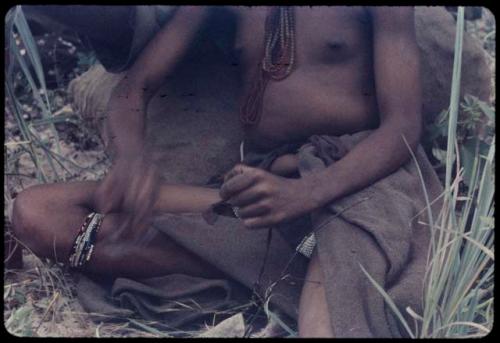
[11,186,47,252]
[11,188,33,240]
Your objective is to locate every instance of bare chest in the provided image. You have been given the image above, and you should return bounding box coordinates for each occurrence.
[230,6,378,148]
[233,6,372,72]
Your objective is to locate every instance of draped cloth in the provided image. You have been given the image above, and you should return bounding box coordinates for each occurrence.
[76,130,442,337]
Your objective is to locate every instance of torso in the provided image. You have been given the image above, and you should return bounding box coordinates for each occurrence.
[230,6,379,151]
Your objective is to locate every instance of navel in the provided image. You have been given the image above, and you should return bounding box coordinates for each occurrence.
[328,41,346,50]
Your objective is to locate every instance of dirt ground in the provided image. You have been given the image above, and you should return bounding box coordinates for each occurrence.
[3,7,495,337]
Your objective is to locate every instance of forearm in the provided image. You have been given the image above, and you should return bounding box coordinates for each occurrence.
[105,78,150,156]
[306,120,421,208]
[104,6,209,156]
[153,184,221,214]
[304,6,424,207]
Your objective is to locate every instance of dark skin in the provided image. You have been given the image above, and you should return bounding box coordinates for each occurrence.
[220,6,422,228]
[97,5,422,232]
[93,6,211,237]
[12,6,422,337]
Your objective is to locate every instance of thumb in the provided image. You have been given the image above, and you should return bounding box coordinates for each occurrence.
[223,163,249,183]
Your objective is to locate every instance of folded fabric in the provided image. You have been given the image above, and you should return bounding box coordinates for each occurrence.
[76,130,443,337]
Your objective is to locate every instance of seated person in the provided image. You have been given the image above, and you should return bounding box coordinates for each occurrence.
[11,6,442,337]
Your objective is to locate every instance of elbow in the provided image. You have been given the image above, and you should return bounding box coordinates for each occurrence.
[399,116,422,159]
[381,114,422,155]
[410,114,422,149]
[402,116,422,152]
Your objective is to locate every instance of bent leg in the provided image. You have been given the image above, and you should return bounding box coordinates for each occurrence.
[11,180,225,279]
[298,249,334,337]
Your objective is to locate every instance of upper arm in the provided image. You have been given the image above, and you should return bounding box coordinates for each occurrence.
[125,6,209,95]
[368,7,422,134]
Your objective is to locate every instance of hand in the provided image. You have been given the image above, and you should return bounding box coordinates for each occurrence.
[94,152,160,240]
[219,164,318,229]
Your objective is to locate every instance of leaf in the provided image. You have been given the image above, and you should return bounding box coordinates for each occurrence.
[476,99,495,122]
[5,304,34,337]
[444,5,465,194]
[424,128,441,146]
[432,147,448,164]
[359,263,415,338]
[459,139,479,187]
[479,216,494,228]
[13,289,26,304]
[406,307,423,321]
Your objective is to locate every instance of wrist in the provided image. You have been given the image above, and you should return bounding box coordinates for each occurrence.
[300,171,336,210]
[296,176,322,212]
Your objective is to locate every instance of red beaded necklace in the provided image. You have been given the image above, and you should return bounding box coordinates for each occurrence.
[240,6,296,126]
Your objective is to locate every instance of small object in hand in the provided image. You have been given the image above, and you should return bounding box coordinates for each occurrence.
[202,201,239,225]
[296,232,317,259]
[232,206,241,219]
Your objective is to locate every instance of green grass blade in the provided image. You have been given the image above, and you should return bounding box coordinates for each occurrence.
[359,263,415,338]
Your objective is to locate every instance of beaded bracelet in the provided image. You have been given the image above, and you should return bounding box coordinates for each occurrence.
[68,212,104,268]
[68,213,94,267]
[79,213,103,266]
[71,213,103,268]
[73,214,101,266]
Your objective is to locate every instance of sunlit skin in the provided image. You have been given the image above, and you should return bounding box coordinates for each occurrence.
[12,6,421,337]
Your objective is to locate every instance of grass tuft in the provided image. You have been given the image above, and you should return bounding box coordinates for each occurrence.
[361,7,495,338]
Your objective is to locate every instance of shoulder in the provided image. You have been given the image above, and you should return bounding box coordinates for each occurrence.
[221,5,241,16]
[366,6,415,30]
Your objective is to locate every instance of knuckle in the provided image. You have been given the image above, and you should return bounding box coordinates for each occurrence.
[237,209,249,218]
[260,200,272,211]
[243,219,257,229]
[219,186,228,199]
[264,182,274,193]
[256,184,270,196]
[274,212,286,223]
[252,169,264,179]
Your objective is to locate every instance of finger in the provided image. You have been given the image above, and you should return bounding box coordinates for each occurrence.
[95,176,122,213]
[242,216,273,229]
[126,166,155,227]
[135,223,158,247]
[242,212,284,229]
[228,184,267,207]
[135,164,159,212]
[134,183,157,223]
[130,213,153,243]
[122,162,146,213]
[129,196,151,236]
[237,200,271,218]
[99,157,140,212]
[109,213,133,242]
[220,174,255,200]
[220,167,263,200]
[130,169,158,233]
[223,164,246,183]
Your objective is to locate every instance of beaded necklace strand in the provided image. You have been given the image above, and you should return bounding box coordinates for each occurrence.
[240,6,296,126]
